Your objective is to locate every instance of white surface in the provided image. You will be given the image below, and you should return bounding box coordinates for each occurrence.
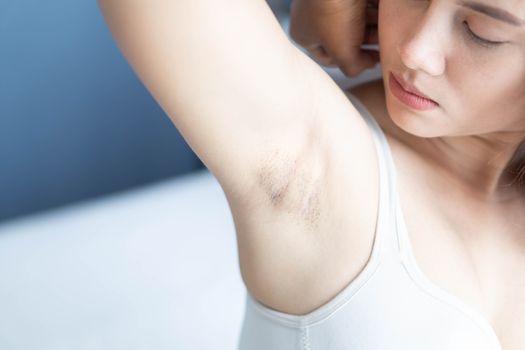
[0,169,246,350]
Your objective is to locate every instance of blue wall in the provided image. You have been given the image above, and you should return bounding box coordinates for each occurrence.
[0,0,205,222]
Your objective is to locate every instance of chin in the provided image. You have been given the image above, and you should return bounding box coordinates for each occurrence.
[385,99,436,138]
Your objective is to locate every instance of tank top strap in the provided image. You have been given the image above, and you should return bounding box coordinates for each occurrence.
[345,92,403,260]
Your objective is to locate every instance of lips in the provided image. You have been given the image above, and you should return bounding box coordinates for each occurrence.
[391,72,437,103]
[389,72,439,111]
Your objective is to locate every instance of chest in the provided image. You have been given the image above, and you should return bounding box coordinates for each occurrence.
[368,133,525,350]
[234,85,525,348]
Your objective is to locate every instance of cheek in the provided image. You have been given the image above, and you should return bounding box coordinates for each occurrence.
[377,0,525,136]
[378,0,400,46]
[377,0,421,70]
[448,68,525,135]
[377,3,401,68]
[449,53,525,115]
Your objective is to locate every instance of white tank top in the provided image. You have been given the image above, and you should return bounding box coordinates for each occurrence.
[237,92,503,350]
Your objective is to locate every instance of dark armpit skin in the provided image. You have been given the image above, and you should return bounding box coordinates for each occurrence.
[255,130,331,230]
[257,155,324,230]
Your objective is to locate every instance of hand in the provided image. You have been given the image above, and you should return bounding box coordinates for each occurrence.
[288,0,380,77]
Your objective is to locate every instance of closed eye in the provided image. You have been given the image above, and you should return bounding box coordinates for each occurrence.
[462,21,505,48]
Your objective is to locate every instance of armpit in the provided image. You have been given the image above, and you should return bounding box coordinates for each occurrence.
[256,141,330,230]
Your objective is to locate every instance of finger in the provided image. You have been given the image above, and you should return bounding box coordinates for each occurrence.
[288,0,320,47]
[307,45,339,67]
[366,49,380,62]
[317,1,369,73]
[337,49,380,77]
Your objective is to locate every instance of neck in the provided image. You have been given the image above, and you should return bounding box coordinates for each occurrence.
[349,78,525,204]
[426,135,525,203]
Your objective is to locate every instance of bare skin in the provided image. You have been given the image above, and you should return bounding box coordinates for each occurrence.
[98,0,525,348]
[264,0,525,348]
[289,0,381,76]
[348,78,525,350]
[242,74,525,348]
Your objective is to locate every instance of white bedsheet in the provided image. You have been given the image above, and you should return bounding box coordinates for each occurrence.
[0,169,246,350]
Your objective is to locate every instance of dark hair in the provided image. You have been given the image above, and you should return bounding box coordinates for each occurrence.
[509,140,525,186]
[516,162,525,185]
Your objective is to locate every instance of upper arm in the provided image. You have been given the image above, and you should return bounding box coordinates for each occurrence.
[97,0,329,198]
[97,0,385,315]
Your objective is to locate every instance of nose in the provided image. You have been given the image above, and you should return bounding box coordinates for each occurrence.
[396,17,446,76]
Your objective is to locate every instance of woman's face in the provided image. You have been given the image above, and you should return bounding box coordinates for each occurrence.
[378,0,525,139]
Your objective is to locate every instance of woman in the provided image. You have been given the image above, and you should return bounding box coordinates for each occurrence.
[98,0,525,349]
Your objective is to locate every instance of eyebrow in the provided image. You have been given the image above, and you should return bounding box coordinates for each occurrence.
[458,1,525,27]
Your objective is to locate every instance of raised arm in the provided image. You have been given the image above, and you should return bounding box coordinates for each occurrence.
[97,0,337,199]
[97,0,385,315]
